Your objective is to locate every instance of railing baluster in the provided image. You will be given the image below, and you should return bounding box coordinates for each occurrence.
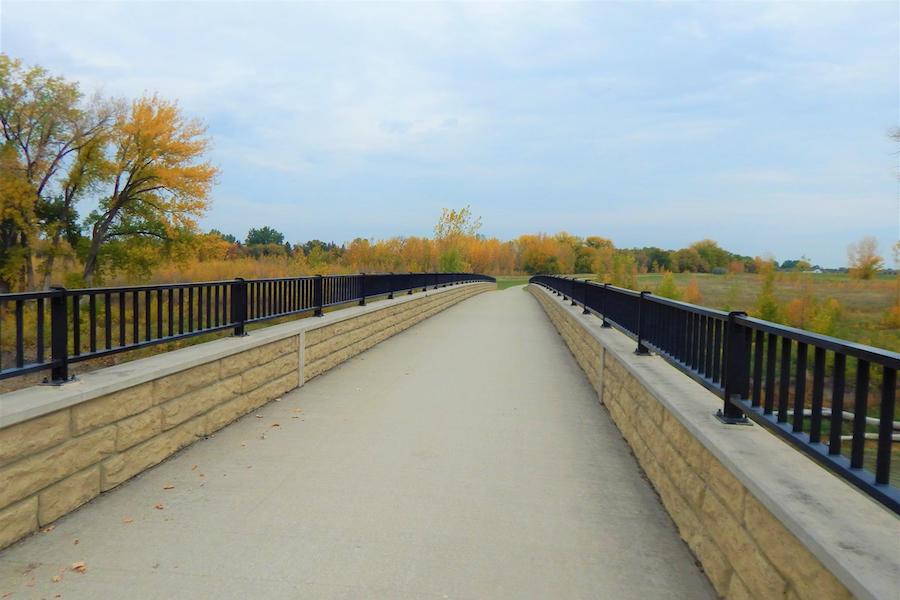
[14,300,24,368]
[778,337,792,423]
[829,354,846,456]
[850,360,870,469]
[132,291,139,344]
[119,292,126,347]
[145,289,152,341]
[157,289,163,338]
[793,342,808,433]
[764,332,776,414]
[88,295,97,353]
[751,330,763,406]
[875,367,896,484]
[36,297,45,363]
[809,347,826,444]
[104,292,112,350]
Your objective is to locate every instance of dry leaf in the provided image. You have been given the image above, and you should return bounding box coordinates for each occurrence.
[122,517,133,524]
[153,503,164,510]
[163,485,175,490]
[41,525,55,533]
[291,416,299,419]
[255,414,263,418]
[293,408,302,413]
[51,575,61,583]
[199,473,205,478]
[271,423,280,428]
[73,539,79,545]
[71,561,87,573]
[191,465,198,471]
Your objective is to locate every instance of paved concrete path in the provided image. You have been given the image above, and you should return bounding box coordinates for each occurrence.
[0,287,714,599]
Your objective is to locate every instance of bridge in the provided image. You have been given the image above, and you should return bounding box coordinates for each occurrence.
[0,277,897,599]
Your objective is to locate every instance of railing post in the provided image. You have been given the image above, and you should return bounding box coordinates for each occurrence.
[49,286,69,383]
[388,273,394,299]
[635,291,651,355]
[314,274,324,317]
[571,279,578,306]
[600,283,613,327]
[232,278,247,336]
[408,272,414,295]
[719,311,750,423]
[359,273,366,306]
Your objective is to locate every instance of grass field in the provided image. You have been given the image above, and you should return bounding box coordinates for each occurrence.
[628,272,899,352]
[494,276,531,290]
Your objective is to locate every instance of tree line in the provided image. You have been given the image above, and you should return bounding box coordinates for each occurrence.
[0,56,891,292]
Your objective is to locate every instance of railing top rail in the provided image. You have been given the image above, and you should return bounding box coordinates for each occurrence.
[0,271,495,301]
[644,292,731,318]
[737,315,900,367]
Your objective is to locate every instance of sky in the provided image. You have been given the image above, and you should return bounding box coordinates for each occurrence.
[1,1,898,267]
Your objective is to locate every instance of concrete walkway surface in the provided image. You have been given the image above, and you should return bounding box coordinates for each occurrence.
[0,286,714,599]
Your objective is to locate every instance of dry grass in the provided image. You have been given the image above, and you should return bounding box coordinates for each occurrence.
[633,272,899,352]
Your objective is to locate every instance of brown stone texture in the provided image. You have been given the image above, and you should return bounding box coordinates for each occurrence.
[527,285,853,600]
[0,283,492,551]
[38,465,101,526]
[0,410,69,467]
[0,497,38,550]
[0,426,115,508]
[71,382,154,435]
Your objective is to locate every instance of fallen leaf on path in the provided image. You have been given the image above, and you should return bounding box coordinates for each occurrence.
[271,423,280,428]
[51,575,61,583]
[73,539,79,545]
[291,416,299,419]
[71,562,87,573]
[293,408,302,413]
[41,525,55,533]
[255,414,263,418]
[153,503,164,510]
[122,517,133,524]
[163,484,175,490]
[199,473,205,478]
[191,465,198,470]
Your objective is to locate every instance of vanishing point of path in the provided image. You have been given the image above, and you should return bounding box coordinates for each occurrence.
[0,287,715,599]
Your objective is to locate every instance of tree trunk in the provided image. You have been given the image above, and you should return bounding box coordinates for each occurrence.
[82,220,110,286]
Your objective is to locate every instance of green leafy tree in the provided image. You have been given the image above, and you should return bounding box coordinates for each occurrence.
[755,265,782,322]
[245,226,285,246]
[654,272,682,300]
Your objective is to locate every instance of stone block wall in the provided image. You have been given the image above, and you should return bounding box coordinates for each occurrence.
[0,282,492,550]
[529,284,856,600]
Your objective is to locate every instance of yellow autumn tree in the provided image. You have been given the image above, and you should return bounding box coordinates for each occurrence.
[847,236,883,280]
[82,95,218,283]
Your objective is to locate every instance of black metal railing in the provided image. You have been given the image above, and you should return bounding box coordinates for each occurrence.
[530,274,900,514]
[0,272,494,384]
